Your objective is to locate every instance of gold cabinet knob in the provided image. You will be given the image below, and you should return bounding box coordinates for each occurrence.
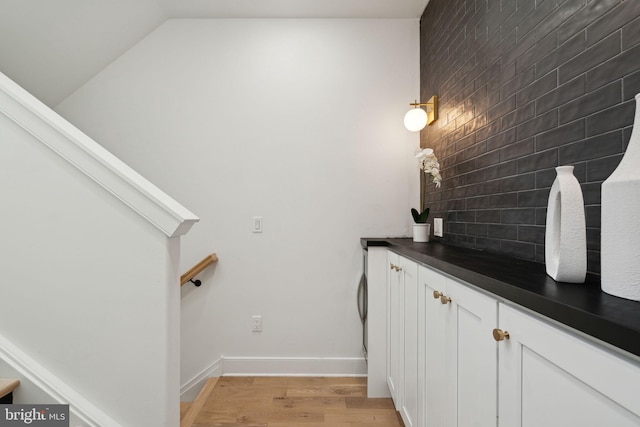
[390,263,395,270]
[493,328,510,341]
[433,290,443,299]
[440,295,452,304]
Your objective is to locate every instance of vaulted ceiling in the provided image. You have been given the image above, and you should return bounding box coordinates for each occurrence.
[0,0,428,107]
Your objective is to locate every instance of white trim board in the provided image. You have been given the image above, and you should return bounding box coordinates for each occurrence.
[222,356,367,377]
[180,357,224,402]
[0,332,121,427]
[0,71,198,238]
[180,356,367,400]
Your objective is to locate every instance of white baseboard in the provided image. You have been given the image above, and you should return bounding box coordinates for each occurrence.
[181,356,366,401]
[180,356,367,402]
[221,356,367,377]
[0,332,120,427]
[180,357,223,401]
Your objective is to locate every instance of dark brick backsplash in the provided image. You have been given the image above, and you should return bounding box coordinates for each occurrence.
[419,0,640,274]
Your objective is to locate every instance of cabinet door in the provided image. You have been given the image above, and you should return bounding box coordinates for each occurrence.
[366,247,392,398]
[386,251,402,406]
[418,265,447,427]
[400,257,418,427]
[443,279,498,427]
[498,304,640,427]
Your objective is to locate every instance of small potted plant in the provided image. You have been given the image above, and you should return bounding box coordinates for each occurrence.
[412,148,441,242]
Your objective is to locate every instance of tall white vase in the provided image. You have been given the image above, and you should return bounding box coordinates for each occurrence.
[545,166,586,283]
[601,94,640,301]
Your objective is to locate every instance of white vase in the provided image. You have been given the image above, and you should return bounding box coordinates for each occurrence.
[413,223,430,242]
[545,165,586,283]
[601,94,640,301]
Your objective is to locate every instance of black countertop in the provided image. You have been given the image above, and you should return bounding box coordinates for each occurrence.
[362,237,640,359]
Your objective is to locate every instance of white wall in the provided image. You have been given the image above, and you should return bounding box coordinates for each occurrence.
[0,105,182,425]
[56,18,420,386]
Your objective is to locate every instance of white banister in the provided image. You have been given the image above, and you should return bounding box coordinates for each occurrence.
[0,71,199,237]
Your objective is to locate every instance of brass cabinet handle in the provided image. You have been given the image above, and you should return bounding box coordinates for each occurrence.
[390,263,395,270]
[389,263,402,272]
[440,295,452,304]
[433,290,443,299]
[493,328,510,341]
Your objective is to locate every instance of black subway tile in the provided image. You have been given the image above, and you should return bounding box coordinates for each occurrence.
[586,154,623,182]
[518,189,551,208]
[475,150,501,168]
[518,149,558,173]
[486,128,517,150]
[537,31,586,77]
[581,182,602,205]
[501,173,536,192]
[500,240,536,261]
[536,76,585,115]
[448,222,467,234]
[559,131,623,164]
[488,224,518,240]
[559,24,620,85]
[476,209,501,223]
[487,95,516,123]
[535,120,585,151]
[502,102,536,131]
[535,168,557,188]
[516,71,557,107]
[467,223,488,236]
[486,159,518,179]
[518,225,545,244]
[476,179,502,195]
[457,210,477,222]
[500,208,536,225]
[516,109,558,140]
[586,42,640,92]
[586,227,601,251]
[559,80,622,125]
[587,0,640,46]
[419,0,640,274]
[623,70,640,101]
[516,0,556,41]
[585,100,635,136]
[501,137,534,161]
[487,192,518,208]
[622,15,640,50]
[585,205,601,228]
[557,0,619,45]
[535,207,548,225]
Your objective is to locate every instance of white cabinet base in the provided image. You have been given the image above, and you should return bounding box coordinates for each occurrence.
[498,304,640,427]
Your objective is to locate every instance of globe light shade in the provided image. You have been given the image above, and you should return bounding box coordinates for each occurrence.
[404,107,428,132]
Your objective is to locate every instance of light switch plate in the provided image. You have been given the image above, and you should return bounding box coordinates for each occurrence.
[434,218,443,237]
[253,216,263,233]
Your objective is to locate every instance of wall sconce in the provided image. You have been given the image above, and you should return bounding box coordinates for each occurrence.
[404,95,438,132]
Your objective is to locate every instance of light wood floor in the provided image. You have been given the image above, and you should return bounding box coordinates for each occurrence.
[191,376,404,427]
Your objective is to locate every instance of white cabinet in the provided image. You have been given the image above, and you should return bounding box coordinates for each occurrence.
[375,246,640,427]
[497,303,640,427]
[387,251,401,404]
[417,265,446,427]
[365,246,391,398]
[387,252,418,427]
[417,265,498,427]
[443,278,498,427]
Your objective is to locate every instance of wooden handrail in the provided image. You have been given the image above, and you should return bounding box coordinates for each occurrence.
[181,253,218,286]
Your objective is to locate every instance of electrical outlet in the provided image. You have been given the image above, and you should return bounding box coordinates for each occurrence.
[434,218,444,237]
[252,216,263,233]
[252,315,262,332]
